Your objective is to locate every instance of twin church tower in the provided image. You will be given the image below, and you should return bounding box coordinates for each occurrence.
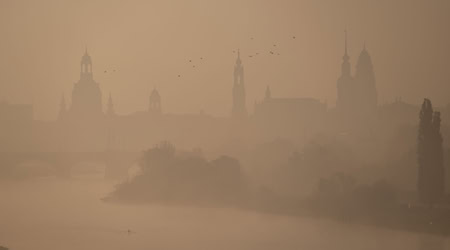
[336,31,377,115]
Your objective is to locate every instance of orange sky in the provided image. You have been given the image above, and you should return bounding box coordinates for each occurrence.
[0,0,449,120]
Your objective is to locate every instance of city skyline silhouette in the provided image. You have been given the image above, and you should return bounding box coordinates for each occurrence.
[1,1,450,250]
[1,0,449,120]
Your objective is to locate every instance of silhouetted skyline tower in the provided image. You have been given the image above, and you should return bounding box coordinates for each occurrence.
[106,92,115,116]
[335,31,378,116]
[232,50,247,119]
[69,48,103,119]
[336,30,356,113]
[149,88,162,115]
[355,43,377,112]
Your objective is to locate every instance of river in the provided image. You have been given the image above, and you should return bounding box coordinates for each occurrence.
[0,178,448,250]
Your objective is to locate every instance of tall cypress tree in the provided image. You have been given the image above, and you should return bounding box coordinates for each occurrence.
[417,98,444,205]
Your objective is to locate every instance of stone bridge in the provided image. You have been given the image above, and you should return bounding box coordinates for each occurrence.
[0,151,141,179]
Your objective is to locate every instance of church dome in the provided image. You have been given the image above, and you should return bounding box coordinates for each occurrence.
[356,46,373,72]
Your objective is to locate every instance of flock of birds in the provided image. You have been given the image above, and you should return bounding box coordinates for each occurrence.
[104,69,117,74]
[175,35,298,79]
[101,35,298,80]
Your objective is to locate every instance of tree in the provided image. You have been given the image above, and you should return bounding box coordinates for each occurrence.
[417,98,444,205]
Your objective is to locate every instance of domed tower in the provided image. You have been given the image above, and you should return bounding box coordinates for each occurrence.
[69,48,103,119]
[355,43,377,113]
[149,88,161,115]
[336,30,356,113]
[80,48,93,80]
[232,50,247,119]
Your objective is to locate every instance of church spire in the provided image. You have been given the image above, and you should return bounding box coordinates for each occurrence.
[236,49,242,65]
[232,49,247,119]
[265,85,271,100]
[341,30,351,76]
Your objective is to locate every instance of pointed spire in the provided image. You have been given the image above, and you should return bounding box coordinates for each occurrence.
[107,92,115,116]
[342,29,349,62]
[340,30,351,77]
[236,48,242,65]
[344,29,348,56]
[363,41,367,51]
[265,85,271,100]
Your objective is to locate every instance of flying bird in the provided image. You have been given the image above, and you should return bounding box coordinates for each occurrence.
[104,70,107,73]
[127,229,137,235]
[293,36,296,39]
[269,51,274,54]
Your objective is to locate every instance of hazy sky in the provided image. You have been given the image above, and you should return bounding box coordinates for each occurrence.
[0,0,449,120]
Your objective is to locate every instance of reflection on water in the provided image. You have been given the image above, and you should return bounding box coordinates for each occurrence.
[0,179,448,250]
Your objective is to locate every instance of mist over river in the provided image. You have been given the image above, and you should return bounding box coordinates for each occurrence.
[0,178,448,250]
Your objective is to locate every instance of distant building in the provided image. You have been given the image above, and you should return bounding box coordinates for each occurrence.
[378,97,418,125]
[149,88,162,115]
[336,31,377,116]
[255,87,326,120]
[254,86,327,139]
[106,92,115,117]
[231,50,247,119]
[336,30,356,114]
[68,48,103,120]
[355,43,377,113]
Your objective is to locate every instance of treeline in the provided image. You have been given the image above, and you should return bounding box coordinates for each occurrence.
[107,142,248,205]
